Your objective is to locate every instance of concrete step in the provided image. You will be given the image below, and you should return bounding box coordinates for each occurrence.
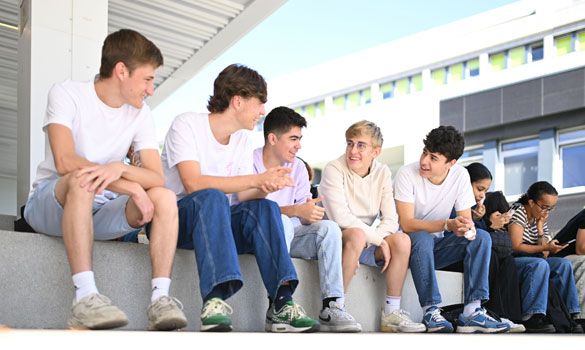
[0,230,463,331]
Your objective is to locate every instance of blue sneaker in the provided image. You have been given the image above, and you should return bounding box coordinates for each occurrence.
[456,308,510,333]
[422,306,454,333]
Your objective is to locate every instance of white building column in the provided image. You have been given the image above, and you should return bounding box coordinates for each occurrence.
[17,0,107,211]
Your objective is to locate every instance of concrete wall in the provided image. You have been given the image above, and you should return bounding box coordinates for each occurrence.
[0,230,463,331]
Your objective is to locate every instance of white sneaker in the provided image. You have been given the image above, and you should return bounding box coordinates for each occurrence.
[68,293,128,330]
[147,296,188,331]
[381,309,426,333]
[501,318,526,333]
[319,301,361,332]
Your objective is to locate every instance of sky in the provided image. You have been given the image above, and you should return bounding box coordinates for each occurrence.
[152,0,518,139]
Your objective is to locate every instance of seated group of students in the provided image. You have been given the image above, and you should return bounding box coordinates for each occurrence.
[20,28,585,334]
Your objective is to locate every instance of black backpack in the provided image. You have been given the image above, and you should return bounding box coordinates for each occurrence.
[546,279,581,333]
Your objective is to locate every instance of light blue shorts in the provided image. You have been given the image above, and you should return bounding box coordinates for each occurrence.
[24,179,135,240]
[359,244,384,268]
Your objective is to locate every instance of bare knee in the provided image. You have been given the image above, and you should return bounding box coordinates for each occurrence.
[147,187,177,215]
[386,232,411,255]
[59,171,94,205]
[342,228,367,253]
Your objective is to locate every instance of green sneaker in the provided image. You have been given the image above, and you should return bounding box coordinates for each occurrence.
[200,298,233,332]
[266,301,320,333]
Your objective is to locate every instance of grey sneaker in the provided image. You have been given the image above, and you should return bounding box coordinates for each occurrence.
[381,309,426,333]
[319,301,361,332]
[147,296,188,331]
[68,293,128,330]
[201,298,233,332]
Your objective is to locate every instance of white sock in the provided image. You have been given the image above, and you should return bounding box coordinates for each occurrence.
[384,295,401,314]
[463,300,481,317]
[72,271,98,301]
[151,277,171,302]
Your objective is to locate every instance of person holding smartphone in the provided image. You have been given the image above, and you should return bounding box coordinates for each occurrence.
[508,181,581,329]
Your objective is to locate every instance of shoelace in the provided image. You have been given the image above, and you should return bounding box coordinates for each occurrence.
[154,296,184,311]
[286,303,307,320]
[201,299,233,318]
[329,303,354,320]
[429,308,447,322]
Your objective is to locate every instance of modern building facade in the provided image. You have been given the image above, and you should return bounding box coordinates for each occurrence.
[267,0,585,206]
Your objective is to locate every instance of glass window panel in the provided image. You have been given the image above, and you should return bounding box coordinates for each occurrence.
[578,31,585,51]
[362,88,371,104]
[562,143,585,188]
[395,78,409,95]
[431,68,446,85]
[467,58,480,77]
[560,129,585,143]
[347,91,360,108]
[504,152,538,196]
[490,52,506,71]
[380,82,394,99]
[449,63,464,81]
[294,108,302,115]
[502,138,538,151]
[411,74,423,92]
[304,104,316,118]
[530,42,544,61]
[333,96,345,111]
[317,101,325,117]
[509,46,526,67]
[555,34,573,55]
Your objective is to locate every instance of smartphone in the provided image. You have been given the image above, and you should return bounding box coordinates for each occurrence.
[563,238,576,245]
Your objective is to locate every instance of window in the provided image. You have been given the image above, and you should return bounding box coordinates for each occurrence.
[361,88,372,104]
[458,145,484,167]
[411,74,423,92]
[395,78,409,96]
[501,138,538,196]
[448,63,464,82]
[304,104,316,118]
[333,95,345,111]
[509,46,526,67]
[559,129,585,189]
[490,52,506,71]
[347,91,360,109]
[555,34,573,55]
[380,82,394,99]
[316,101,325,117]
[578,30,585,51]
[467,58,480,77]
[431,68,446,85]
[529,41,544,61]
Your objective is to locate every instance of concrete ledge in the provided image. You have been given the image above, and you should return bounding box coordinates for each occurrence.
[0,230,463,331]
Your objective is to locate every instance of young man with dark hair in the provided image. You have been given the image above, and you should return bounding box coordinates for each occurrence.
[253,106,361,332]
[161,65,319,333]
[394,125,509,333]
[24,29,187,331]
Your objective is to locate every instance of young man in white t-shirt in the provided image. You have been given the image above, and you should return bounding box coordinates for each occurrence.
[23,29,187,331]
[253,106,361,332]
[394,126,509,333]
[161,64,319,333]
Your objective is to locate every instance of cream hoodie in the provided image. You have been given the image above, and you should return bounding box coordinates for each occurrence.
[320,155,399,246]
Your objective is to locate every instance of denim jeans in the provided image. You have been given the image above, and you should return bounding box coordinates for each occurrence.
[177,189,298,301]
[409,229,491,307]
[515,256,581,316]
[288,220,344,300]
[514,257,549,316]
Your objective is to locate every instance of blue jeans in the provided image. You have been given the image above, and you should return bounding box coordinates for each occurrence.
[177,189,298,301]
[409,230,491,307]
[515,257,581,316]
[288,220,344,300]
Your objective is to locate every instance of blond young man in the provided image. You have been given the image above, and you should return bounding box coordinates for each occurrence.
[320,120,425,333]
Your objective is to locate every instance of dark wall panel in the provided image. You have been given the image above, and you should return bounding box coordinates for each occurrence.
[502,79,542,123]
[543,68,585,115]
[440,97,464,130]
[465,89,501,131]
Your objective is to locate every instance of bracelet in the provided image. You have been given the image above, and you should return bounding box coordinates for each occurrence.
[443,220,449,232]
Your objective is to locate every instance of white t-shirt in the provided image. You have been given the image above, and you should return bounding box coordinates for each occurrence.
[31,79,158,203]
[393,162,475,237]
[161,112,254,202]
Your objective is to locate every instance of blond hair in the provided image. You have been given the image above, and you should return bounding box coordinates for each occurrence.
[345,120,383,148]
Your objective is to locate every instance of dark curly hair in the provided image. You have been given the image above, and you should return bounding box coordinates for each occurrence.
[263,106,307,141]
[423,125,465,162]
[207,64,267,113]
[517,181,558,205]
